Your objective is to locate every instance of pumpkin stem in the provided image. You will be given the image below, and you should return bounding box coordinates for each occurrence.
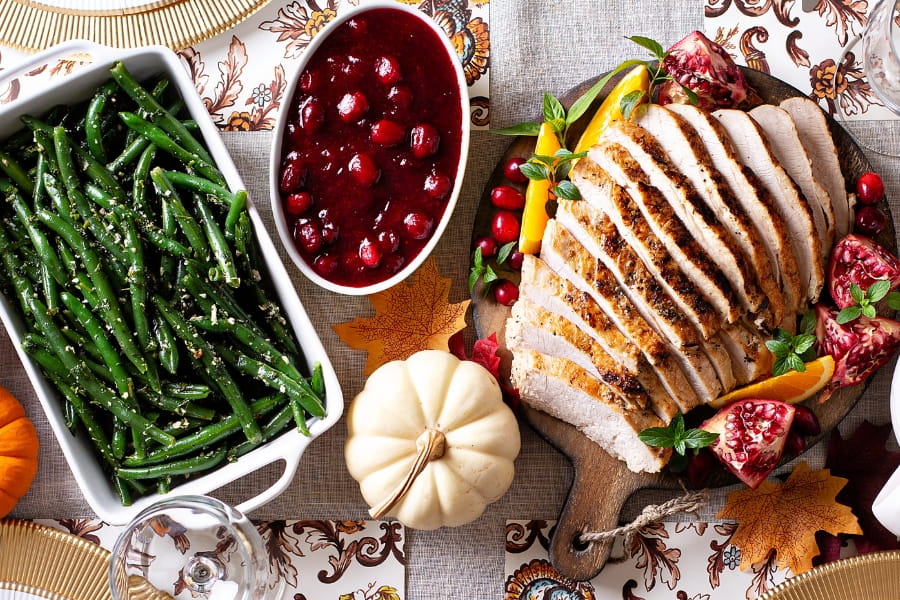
[369,427,446,520]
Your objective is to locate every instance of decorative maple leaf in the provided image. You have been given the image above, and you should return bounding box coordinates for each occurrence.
[717,462,862,574]
[333,257,470,374]
[816,421,900,561]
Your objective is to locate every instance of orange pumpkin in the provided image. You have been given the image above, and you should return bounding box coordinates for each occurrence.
[0,386,38,517]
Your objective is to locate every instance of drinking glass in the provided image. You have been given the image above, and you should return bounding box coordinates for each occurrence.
[109,495,281,600]
[862,0,900,114]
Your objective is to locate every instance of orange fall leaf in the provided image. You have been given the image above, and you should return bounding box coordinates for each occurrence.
[332,256,470,374]
[716,462,862,575]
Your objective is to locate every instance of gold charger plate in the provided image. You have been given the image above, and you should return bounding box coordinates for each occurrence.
[0,520,111,600]
[0,0,271,52]
[758,550,900,600]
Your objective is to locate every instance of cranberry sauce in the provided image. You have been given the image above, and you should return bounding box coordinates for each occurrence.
[278,8,463,288]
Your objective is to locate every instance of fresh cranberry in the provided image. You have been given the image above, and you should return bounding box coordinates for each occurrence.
[403,211,433,240]
[490,184,525,210]
[285,191,313,216]
[784,429,806,457]
[320,213,339,244]
[388,85,413,111]
[294,220,323,254]
[337,91,369,123]
[791,405,821,436]
[857,171,884,205]
[472,235,497,258]
[855,205,887,236]
[424,171,452,200]
[507,250,524,270]
[503,157,529,184]
[359,238,383,268]
[410,123,440,158]
[341,55,364,78]
[280,153,306,193]
[491,210,520,244]
[299,97,325,133]
[376,229,401,254]
[375,55,402,86]
[348,153,380,187]
[685,448,717,487]
[370,119,406,146]
[313,254,337,276]
[299,70,319,93]
[494,279,519,306]
[383,253,406,273]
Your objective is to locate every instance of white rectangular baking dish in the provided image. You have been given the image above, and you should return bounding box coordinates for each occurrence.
[0,41,343,525]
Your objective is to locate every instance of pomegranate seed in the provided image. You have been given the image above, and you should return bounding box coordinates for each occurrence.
[785,430,806,456]
[299,70,319,93]
[313,254,337,276]
[491,210,520,244]
[490,184,526,210]
[857,171,884,205]
[855,205,887,236]
[359,238,382,268]
[279,153,306,193]
[494,279,519,306]
[503,157,529,184]
[410,123,440,158]
[294,220,322,254]
[370,119,406,146]
[337,91,369,123]
[377,229,401,253]
[388,85,413,111]
[403,211,433,240]
[298,97,325,133]
[374,55,402,86]
[424,171,452,200]
[285,191,313,216]
[472,235,497,258]
[348,153,380,187]
[791,405,821,436]
[508,250,524,270]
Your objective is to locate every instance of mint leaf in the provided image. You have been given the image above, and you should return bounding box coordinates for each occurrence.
[552,180,581,200]
[682,428,719,449]
[497,241,516,265]
[765,339,791,357]
[837,305,862,324]
[869,279,891,302]
[519,161,548,181]
[627,35,667,60]
[888,292,900,310]
[772,355,790,377]
[638,413,717,457]
[492,122,542,137]
[800,310,817,335]
[785,353,806,373]
[863,304,877,318]
[543,92,565,125]
[482,264,498,285]
[850,283,865,304]
[468,247,485,293]
[564,59,645,126]
[638,426,675,448]
[792,334,816,356]
[620,89,647,120]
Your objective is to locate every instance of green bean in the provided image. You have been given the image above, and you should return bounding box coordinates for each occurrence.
[109,61,215,164]
[112,421,127,461]
[40,264,59,315]
[160,170,235,206]
[150,168,210,260]
[153,315,179,375]
[162,383,210,400]
[7,190,67,286]
[41,172,73,223]
[311,363,324,398]
[85,81,117,163]
[196,195,238,287]
[121,211,151,352]
[116,447,227,480]
[107,135,150,174]
[156,477,171,495]
[31,154,47,208]
[137,389,215,421]
[228,404,294,460]
[119,112,224,185]
[192,315,303,381]
[132,144,156,213]
[152,295,261,443]
[224,190,247,235]
[49,374,117,467]
[289,397,309,436]
[0,150,34,194]
[131,425,146,460]
[114,477,132,506]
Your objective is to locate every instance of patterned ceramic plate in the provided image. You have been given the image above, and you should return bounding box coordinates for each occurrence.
[758,550,900,599]
[0,0,271,52]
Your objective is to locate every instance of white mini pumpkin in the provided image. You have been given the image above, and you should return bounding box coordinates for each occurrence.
[344,350,520,530]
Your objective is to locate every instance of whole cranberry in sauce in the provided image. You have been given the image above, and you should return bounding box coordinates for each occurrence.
[279,8,462,288]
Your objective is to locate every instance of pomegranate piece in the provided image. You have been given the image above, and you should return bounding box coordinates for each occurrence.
[348,153,380,187]
[700,399,796,489]
[370,119,406,146]
[285,191,313,216]
[503,157,529,184]
[494,279,519,306]
[410,123,440,158]
[657,30,751,110]
[473,235,497,258]
[856,171,885,205]
[855,206,888,236]
[828,234,900,308]
[815,303,900,400]
[490,184,526,210]
[491,210,521,244]
[375,55,402,86]
[337,91,369,123]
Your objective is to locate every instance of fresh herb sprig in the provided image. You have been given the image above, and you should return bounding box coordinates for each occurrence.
[837,281,900,324]
[468,241,517,295]
[638,413,718,472]
[519,148,587,200]
[765,311,818,377]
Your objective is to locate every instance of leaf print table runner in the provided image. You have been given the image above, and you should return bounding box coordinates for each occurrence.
[703,0,895,121]
[36,519,406,600]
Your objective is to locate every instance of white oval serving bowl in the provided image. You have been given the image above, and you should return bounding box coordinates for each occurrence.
[0,41,344,525]
[269,0,470,295]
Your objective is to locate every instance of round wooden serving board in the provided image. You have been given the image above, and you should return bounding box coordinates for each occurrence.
[470,68,896,581]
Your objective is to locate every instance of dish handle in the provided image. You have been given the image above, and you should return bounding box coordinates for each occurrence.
[219,436,308,516]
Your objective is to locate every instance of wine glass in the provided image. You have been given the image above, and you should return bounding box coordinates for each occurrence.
[862,0,900,114]
[109,495,281,600]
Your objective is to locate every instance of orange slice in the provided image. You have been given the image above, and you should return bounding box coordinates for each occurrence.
[709,355,835,409]
[519,122,562,254]
[572,64,650,156]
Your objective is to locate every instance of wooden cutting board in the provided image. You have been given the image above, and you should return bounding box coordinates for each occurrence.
[470,68,894,581]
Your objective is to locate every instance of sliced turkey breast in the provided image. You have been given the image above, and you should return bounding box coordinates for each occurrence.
[749,104,835,256]
[568,160,721,339]
[598,120,765,317]
[665,103,804,316]
[717,322,773,386]
[506,299,678,420]
[779,96,853,239]
[583,143,742,324]
[713,108,825,303]
[542,220,719,409]
[518,254,690,417]
[510,349,671,473]
[635,104,783,327]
